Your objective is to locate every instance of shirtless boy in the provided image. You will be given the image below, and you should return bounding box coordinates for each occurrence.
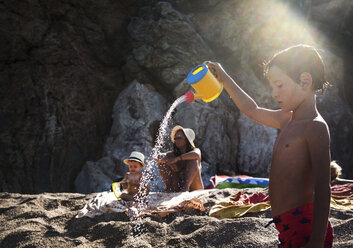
[208,45,333,247]
[120,151,150,201]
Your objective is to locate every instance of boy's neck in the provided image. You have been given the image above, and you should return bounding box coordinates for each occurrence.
[292,93,318,120]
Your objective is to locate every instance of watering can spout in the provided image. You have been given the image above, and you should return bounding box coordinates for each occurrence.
[184,91,202,103]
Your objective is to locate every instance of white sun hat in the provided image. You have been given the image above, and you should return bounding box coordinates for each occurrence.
[170,125,195,148]
[123,151,146,167]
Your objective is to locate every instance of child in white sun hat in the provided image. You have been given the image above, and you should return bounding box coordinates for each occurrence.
[120,151,150,201]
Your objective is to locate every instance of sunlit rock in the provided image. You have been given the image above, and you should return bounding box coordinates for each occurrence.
[75,80,168,192]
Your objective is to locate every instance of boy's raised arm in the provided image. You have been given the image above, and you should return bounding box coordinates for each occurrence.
[208,62,290,129]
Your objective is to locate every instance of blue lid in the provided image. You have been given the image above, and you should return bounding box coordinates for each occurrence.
[186,64,208,85]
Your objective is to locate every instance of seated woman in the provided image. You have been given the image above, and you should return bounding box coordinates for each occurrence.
[155,125,204,192]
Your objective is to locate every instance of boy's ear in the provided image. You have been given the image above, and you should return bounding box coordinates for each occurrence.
[299,72,313,90]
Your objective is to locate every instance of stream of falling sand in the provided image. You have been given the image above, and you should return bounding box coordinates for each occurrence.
[129,95,186,241]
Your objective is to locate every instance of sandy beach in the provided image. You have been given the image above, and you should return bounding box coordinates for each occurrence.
[1,188,352,247]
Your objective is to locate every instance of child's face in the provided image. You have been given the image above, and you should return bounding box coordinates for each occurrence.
[128,160,142,173]
[268,66,306,112]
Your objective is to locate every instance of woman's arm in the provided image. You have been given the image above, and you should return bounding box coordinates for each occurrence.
[154,151,173,164]
[154,151,179,171]
[169,148,201,164]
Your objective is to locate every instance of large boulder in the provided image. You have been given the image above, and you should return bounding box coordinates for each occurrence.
[75,80,168,192]
[104,80,168,163]
[74,157,116,193]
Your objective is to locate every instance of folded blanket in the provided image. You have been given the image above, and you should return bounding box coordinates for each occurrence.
[331,184,353,198]
[209,191,270,219]
[330,184,353,210]
[76,190,207,219]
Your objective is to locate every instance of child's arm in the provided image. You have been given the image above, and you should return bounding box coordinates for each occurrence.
[305,120,331,247]
[121,174,129,189]
[208,62,291,129]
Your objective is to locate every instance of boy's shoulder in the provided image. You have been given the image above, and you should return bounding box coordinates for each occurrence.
[303,115,330,141]
[307,115,328,129]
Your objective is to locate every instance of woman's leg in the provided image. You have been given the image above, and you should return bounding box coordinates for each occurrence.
[183,160,204,191]
[158,163,180,192]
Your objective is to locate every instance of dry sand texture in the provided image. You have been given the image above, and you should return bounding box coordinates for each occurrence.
[1,189,352,247]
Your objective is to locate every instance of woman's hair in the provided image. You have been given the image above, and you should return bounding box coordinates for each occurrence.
[330,160,342,180]
[264,44,330,92]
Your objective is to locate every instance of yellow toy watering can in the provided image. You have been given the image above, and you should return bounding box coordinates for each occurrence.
[184,62,223,103]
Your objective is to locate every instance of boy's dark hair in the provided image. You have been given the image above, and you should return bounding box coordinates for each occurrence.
[264,44,330,92]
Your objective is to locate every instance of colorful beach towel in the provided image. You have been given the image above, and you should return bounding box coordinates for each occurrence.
[209,191,270,219]
[205,175,234,189]
[215,176,269,189]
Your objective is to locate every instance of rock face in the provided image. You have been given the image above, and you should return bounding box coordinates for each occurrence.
[124,2,212,89]
[0,1,141,193]
[75,81,168,193]
[1,0,353,193]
